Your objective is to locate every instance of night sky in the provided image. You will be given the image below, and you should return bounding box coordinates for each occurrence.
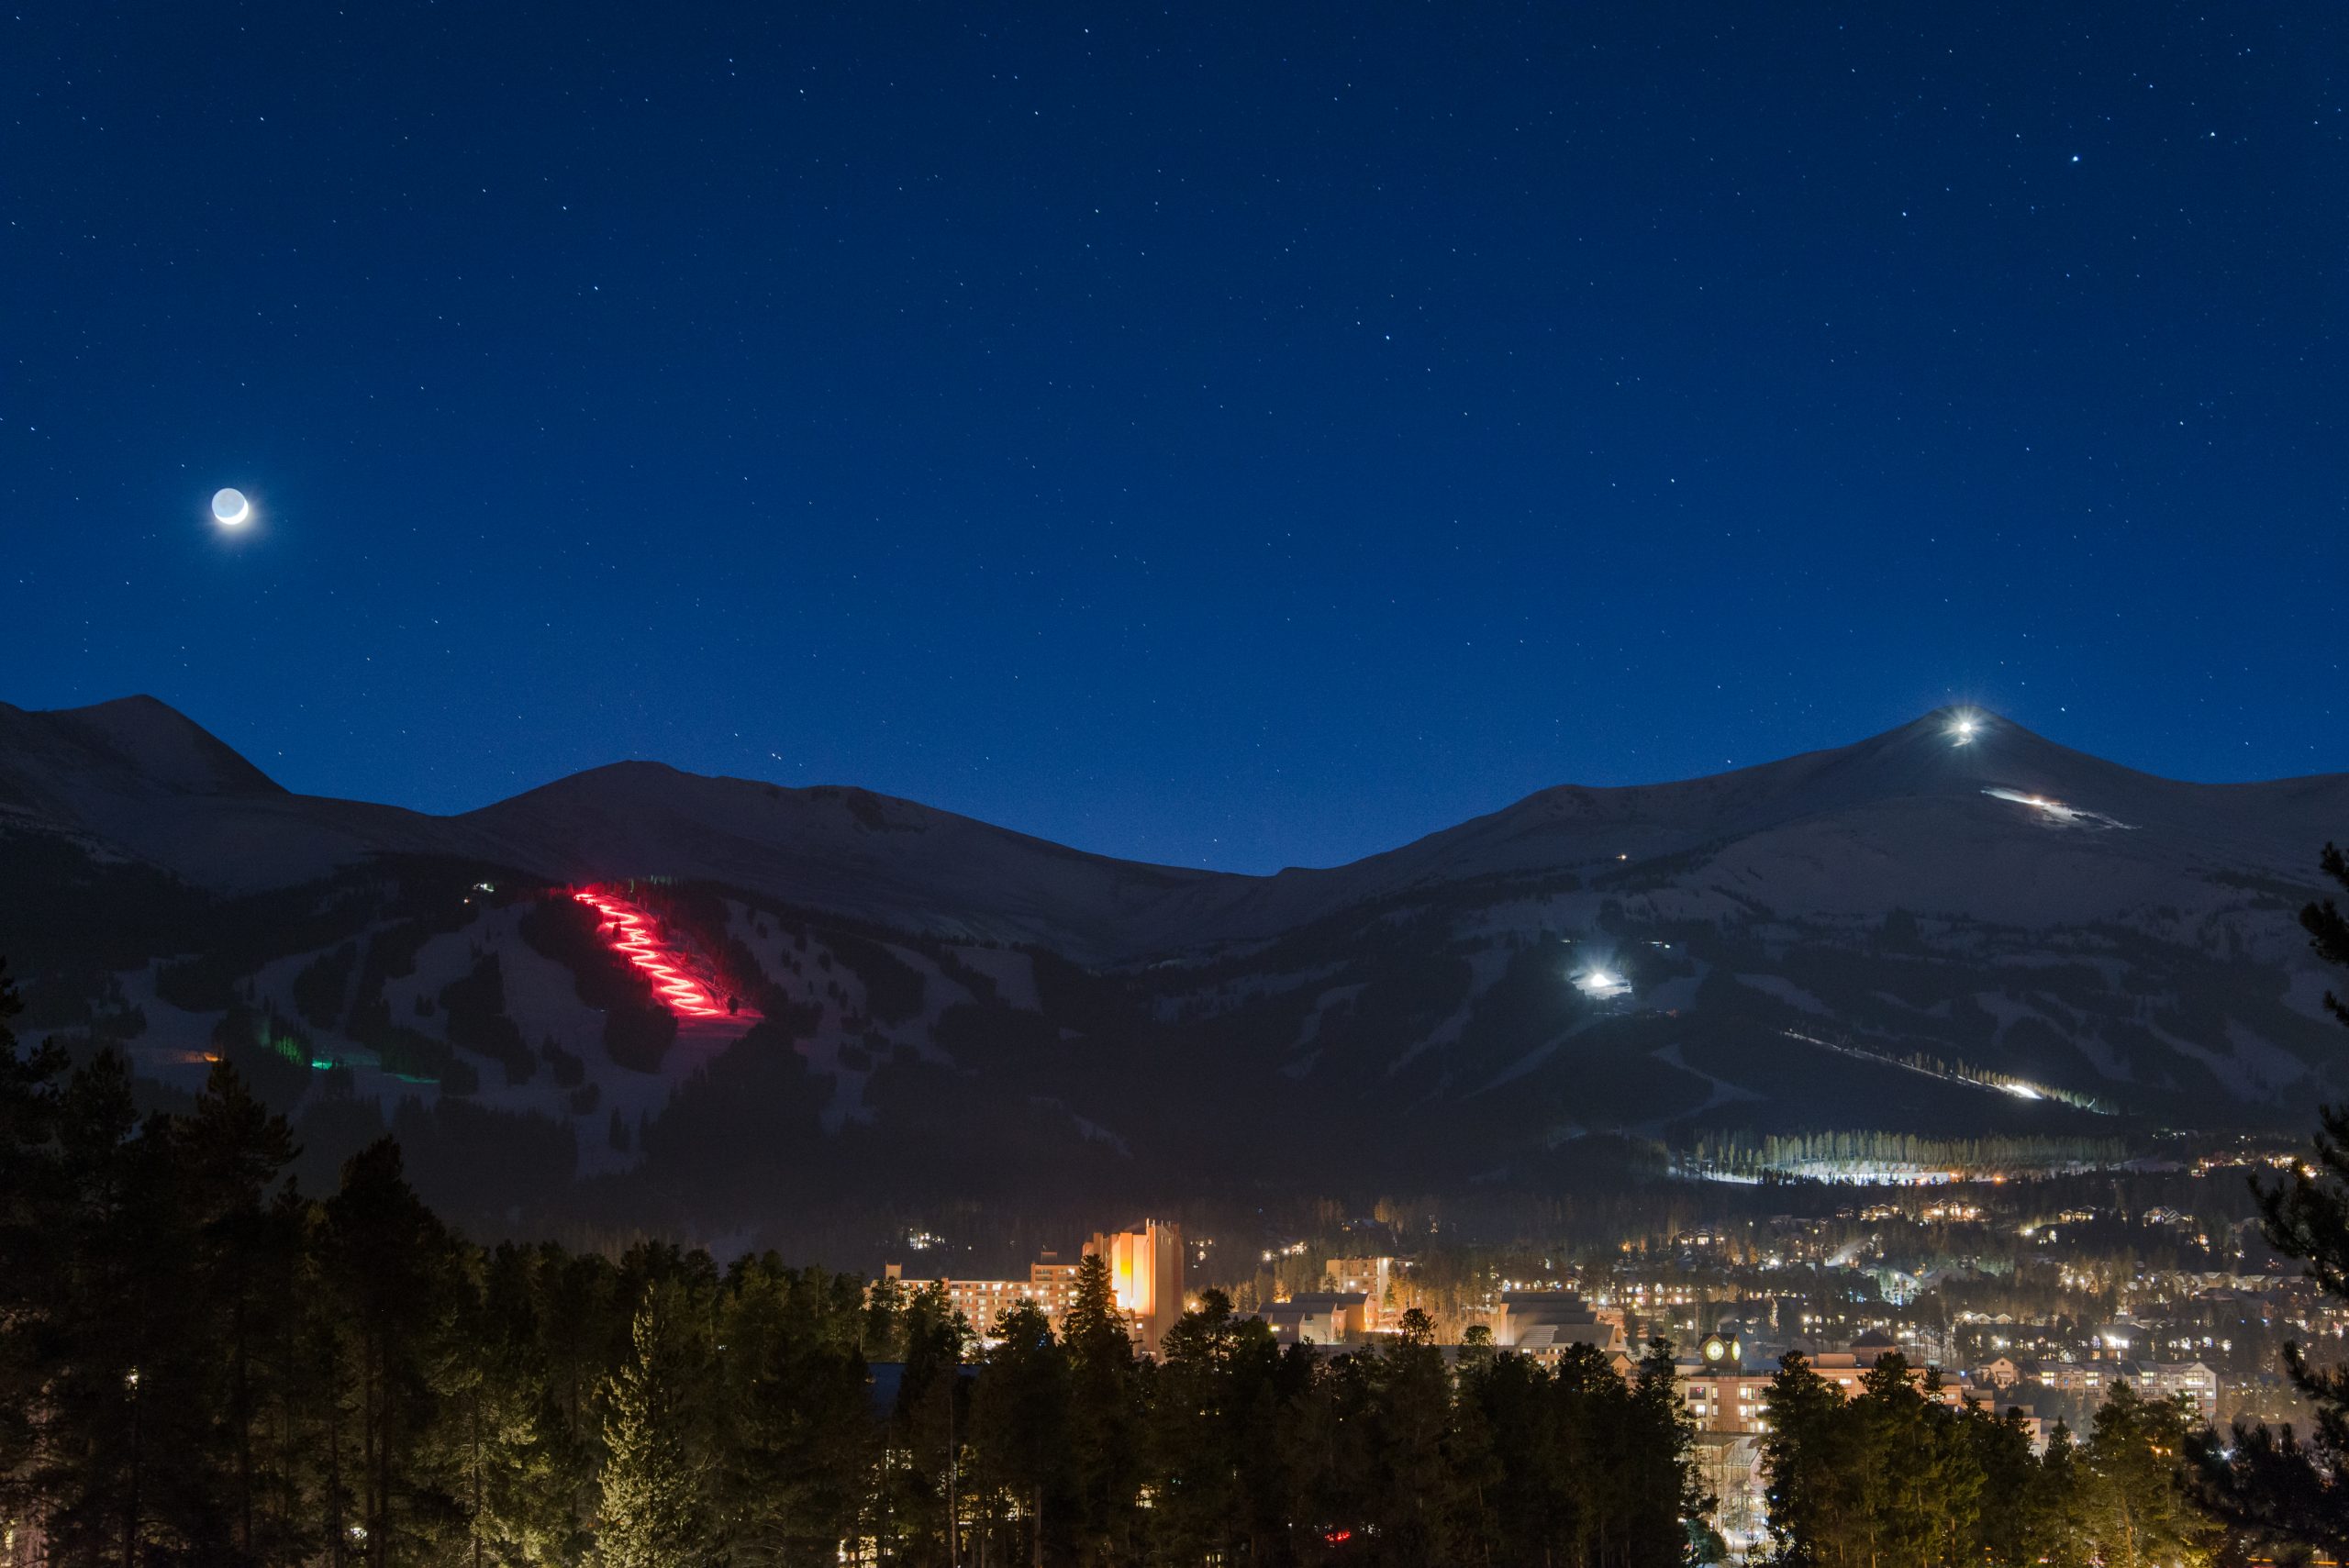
[6,4,2343,873]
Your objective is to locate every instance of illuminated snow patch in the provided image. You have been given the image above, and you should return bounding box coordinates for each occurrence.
[1981,788,2134,831]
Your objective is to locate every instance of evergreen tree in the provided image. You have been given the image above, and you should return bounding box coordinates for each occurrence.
[2082,1383,2219,1568]
[1443,1342,1507,1562]
[968,1299,1073,1568]
[38,1051,175,1566]
[1760,1351,1850,1566]
[2027,1422,2093,1568]
[320,1138,464,1568]
[1142,1287,1297,1563]
[1374,1307,1466,1564]
[449,1244,591,1567]
[885,1283,970,1565]
[181,1058,300,1562]
[597,1279,719,1568]
[1454,1346,1560,1563]
[717,1257,874,1566]
[861,1272,907,1362]
[1061,1253,1141,1565]
[0,958,66,1532]
[1624,1336,1710,1567]
[1967,1405,2062,1568]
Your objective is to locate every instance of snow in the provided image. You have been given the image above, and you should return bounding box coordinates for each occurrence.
[17,695,2349,1143]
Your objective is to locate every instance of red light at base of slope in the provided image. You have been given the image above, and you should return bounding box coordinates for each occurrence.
[572,890,728,1018]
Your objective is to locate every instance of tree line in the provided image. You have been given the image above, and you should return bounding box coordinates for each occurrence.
[1758,1351,2212,1567]
[1685,1129,2132,1181]
[0,954,1709,1566]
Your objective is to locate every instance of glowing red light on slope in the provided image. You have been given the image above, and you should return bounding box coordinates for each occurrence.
[572,890,727,1018]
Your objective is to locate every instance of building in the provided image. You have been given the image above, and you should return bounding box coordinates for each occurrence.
[1676,1333,1778,1558]
[2089,1317,2139,1360]
[880,1257,1084,1338]
[1690,1431,1769,1557]
[2115,1360,2220,1415]
[1489,1292,1630,1365]
[879,1219,1186,1353]
[1262,1293,1374,1345]
[2037,1361,2111,1401]
[1089,1219,1186,1353]
[1324,1256,1397,1329]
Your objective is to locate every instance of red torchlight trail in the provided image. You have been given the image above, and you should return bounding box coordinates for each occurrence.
[572,890,727,1018]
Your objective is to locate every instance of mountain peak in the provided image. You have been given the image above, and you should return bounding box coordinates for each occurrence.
[1736,706,2174,827]
[61,695,284,796]
[3,694,284,798]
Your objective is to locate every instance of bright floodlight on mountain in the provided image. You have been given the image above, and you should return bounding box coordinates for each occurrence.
[1575,968,1632,1000]
[1948,710,1983,746]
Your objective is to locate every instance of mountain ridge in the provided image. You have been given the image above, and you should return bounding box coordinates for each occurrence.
[6,695,2345,962]
[6,689,2346,1229]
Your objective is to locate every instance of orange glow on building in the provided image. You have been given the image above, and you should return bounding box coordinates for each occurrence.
[879,1223,1186,1354]
[1088,1219,1185,1352]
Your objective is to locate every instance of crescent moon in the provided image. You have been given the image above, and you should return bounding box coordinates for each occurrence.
[211,488,250,527]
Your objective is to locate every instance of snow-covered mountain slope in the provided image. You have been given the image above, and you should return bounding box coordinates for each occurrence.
[4,694,2346,1224]
[455,761,1232,956]
[1275,707,2344,930]
[436,706,2349,959]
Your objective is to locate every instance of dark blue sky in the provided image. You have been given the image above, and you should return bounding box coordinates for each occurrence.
[6,3,2343,873]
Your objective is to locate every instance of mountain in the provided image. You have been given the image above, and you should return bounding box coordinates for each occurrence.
[0,695,499,891]
[3,695,2343,1231]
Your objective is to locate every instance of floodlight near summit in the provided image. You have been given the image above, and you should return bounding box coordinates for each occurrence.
[1947,710,1984,746]
[1574,967,1632,1000]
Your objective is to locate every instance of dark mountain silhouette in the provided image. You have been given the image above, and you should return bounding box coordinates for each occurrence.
[4,694,2343,1228]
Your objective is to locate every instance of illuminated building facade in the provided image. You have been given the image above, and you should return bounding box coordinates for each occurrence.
[1324,1256,1396,1329]
[2114,1359,2219,1414]
[1488,1292,1630,1366]
[882,1260,1085,1338]
[2037,1361,2110,1400]
[1089,1219,1186,1353]
[880,1222,1185,1352]
[1261,1294,1373,1345]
